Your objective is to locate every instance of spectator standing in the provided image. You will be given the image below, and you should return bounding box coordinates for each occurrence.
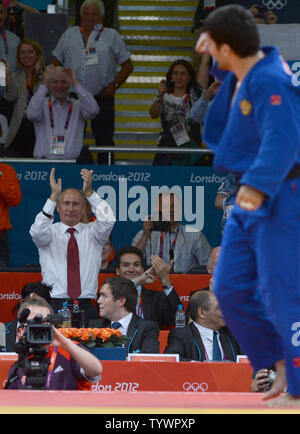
[29,167,115,323]
[26,65,99,160]
[0,162,22,267]
[4,38,45,157]
[150,59,203,166]
[51,0,133,164]
[0,0,19,123]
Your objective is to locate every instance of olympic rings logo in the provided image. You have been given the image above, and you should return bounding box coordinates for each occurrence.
[183,382,209,392]
[262,0,287,10]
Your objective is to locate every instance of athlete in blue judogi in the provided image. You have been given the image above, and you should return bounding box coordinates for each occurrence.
[197,5,300,406]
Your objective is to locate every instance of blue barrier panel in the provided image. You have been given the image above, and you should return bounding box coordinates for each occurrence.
[9,163,225,267]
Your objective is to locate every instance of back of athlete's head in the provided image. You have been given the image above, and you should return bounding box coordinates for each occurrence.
[204,5,260,58]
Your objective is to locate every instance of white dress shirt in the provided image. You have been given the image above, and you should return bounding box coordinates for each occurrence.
[111,312,133,336]
[193,322,224,361]
[29,191,115,299]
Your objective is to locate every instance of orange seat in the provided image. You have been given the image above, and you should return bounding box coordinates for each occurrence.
[158,330,169,353]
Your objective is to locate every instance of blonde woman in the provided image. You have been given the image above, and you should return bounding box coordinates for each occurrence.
[5,38,45,157]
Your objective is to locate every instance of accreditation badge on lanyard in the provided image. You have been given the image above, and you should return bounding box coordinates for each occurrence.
[170,94,190,146]
[80,26,103,66]
[48,98,73,155]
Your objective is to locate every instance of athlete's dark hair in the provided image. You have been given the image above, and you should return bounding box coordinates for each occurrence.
[204,5,260,57]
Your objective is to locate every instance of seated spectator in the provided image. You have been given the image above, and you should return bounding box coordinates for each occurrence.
[26,65,99,160]
[6,296,102,389]
[164,290,242,361]
[89,276,160,354]
[4,39,45,157]
[150,58,204,166]
[100,234,115,271]
[132,191,212,273]
[115,246,181,329]
[5,281,52,352]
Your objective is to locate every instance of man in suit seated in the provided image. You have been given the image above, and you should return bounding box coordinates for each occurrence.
[115,246,181,329]
[164,290,242,361]
[89,276,160,354]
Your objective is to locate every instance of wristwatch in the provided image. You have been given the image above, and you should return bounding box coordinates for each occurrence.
[113,81,120,89]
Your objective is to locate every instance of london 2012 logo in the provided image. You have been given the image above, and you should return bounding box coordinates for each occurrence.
[262,0,287,9]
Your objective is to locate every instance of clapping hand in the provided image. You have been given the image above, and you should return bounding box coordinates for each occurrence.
[81,168,94,197]
[49,167,62,202]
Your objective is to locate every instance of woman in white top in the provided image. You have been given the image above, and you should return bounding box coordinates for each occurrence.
[150,59,204,166]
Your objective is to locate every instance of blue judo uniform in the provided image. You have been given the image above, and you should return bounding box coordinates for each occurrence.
[203,46,300,395]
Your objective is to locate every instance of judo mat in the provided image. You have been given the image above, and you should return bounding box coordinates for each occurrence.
[0,390,300,414]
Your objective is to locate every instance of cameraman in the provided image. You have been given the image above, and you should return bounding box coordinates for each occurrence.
[149,58,204,166]
[6,297,102,390]
[132,191,212,273]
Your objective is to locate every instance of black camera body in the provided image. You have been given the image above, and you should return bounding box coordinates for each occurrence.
[16,314,54,353]
[6,311,60,390]
[152,221,171,232]
[151,212,171,232]
[165,80,175,92]
[256,5,268,19]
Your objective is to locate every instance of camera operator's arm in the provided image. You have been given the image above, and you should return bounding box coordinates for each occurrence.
[52,327,102,379]
[134,215,153,253]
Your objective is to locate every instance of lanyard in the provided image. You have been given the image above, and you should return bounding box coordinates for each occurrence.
[1,32,8,56]
[159,228,178,260]
[80,25,104,47]
[46,347,58,389]
[180,94,190,118]
[48,98,73,131]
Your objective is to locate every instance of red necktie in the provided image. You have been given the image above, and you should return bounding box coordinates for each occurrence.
[67,228,81,299]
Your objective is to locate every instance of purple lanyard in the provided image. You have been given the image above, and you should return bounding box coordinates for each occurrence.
[80,25,104,46]
[48,98,73,131]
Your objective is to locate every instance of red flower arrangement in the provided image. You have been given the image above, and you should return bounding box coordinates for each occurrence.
[59,328,128,348]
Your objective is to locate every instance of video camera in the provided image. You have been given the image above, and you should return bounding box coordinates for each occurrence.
[5,309,61,390]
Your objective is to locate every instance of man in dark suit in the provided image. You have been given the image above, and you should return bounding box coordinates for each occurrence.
[164,290,242,361]
[115,246,181,329]
[89,276,159,354]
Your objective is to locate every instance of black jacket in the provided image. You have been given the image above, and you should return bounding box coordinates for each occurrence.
[89,313,160,354]
[164,322,242,361]
[140,286,180,329]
